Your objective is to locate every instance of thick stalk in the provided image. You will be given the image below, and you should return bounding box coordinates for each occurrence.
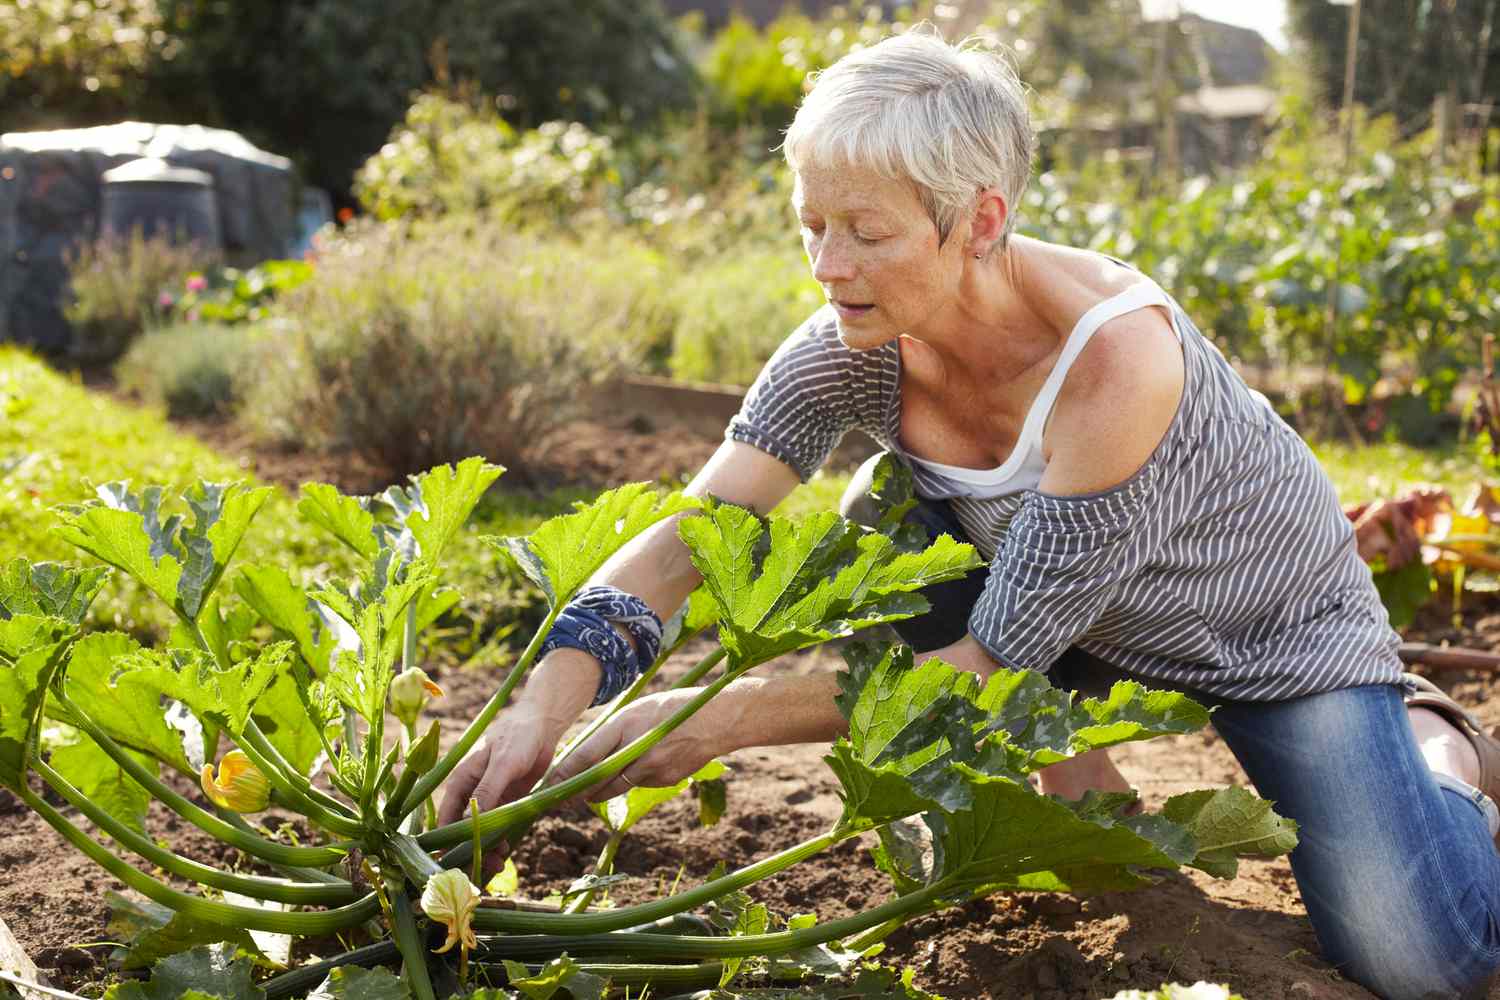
[19,784,379,934]
[33,758,358,906]
[394,604,562,820]
[229,730,364,838]
[424,667,742,855]
[472,829,846,935]
[240,717,358,819]
[544,646,726,785]
[565,833,622,914]
[389,884,439,1000]
[263,941,400,999]
[388,831,444,885]
[54,690,350,868]
[470,883,948,962]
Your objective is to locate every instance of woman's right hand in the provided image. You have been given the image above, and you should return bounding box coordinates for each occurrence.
[436,702,557,827]
[436,647,603,827]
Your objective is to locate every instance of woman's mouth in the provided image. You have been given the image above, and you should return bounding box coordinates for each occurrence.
[832,301,874,320]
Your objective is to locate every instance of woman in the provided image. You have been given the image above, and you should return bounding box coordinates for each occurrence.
[441,30,1500,999]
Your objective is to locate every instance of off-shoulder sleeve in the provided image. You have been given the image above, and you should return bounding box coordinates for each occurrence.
[967,460,1172,671]
[726,309,860,482]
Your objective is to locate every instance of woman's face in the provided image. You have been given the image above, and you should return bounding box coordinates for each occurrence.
[792,160,968,350]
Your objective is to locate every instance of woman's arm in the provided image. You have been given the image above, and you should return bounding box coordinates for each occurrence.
[438,441,800,824]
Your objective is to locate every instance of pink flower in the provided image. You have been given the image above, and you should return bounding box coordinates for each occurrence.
[186,274,208,292]
[158,292,175,308]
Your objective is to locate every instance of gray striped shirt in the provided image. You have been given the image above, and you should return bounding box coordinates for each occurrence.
[726,279,1403,702]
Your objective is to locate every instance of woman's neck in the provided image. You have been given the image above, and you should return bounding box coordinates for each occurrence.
[899,237,1063,394]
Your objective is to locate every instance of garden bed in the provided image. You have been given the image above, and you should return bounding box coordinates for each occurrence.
[7,606,1500,999]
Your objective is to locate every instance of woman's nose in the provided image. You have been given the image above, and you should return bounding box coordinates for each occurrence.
[810,236,855,284]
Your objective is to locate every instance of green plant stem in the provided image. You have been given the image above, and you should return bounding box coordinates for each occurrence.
[32,757,358,906]
[262,940,401,999]
[394,603,562,820]
[387,831,443,885]
[472,882,948,962]
[565,832,622,915]
[53,690,350,868]
[229,729,364,838]
[669,645,726,690]
[389,883,438,1000]
[19,784,379,934]
[472,829,845,935]
[240,717,358,820]
[544,646,726,786]
[424,665,741,856]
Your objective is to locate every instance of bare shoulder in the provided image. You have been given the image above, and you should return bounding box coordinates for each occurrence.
[1040,299,1186,497]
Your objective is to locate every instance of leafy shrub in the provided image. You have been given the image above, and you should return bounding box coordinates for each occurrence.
[115,321,269,419]
[667,248,822,385]
[242,220,662,476]
[354,93,621,227]
[170,259,314,326]
[63,230,214,366]
[698,8,891,139]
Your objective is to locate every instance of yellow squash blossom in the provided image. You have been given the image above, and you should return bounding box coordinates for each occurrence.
[200,750,271,813]
[390,667,444,728]
[421,869,480,956]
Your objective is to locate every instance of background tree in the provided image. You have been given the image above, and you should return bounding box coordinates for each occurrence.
[0,0,696,205]
[1287,0,1499,140]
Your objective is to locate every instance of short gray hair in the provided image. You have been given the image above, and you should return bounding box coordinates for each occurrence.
[782,28,1034,249]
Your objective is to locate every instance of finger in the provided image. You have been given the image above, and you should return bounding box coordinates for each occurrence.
[472,749,527,814]
[550,724,623,787]
[438,745,491,827]
[583,769,638,804]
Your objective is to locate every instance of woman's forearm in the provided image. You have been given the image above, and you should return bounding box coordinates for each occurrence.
[718,673,849,751]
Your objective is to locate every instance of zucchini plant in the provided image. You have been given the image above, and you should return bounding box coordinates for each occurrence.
[0,457,1297,999]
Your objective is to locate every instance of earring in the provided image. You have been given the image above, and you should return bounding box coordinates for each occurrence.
[973,252,983,259]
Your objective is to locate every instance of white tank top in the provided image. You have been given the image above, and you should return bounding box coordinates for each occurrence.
[901,281,1179,498]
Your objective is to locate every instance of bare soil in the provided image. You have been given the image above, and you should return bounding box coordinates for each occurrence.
[6,414,1500,999]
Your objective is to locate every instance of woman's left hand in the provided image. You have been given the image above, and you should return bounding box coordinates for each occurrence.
[547,687,733,801]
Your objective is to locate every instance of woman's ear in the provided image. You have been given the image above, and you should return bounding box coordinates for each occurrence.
[967,188,1009,256]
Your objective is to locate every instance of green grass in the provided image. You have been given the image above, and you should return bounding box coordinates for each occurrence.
[11,344,1485,651]
[1309,440,1490,506]
[0,348,546,648]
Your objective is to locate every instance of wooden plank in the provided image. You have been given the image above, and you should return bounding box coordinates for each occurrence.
[0,914,51,1000]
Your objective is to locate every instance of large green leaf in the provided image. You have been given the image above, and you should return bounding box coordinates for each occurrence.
[310,552,431,721]
[679,506,980,668]
[60,631,205,773]
[250,669,327,779]
[235,566,336,676]
[47,728,152,834]
[103,945,264,1000]
[377,457,504,574]
[500,956,606,1000]
[115,643,293,736]
[106,894,263,971]
[297,484,380,562]
[54,481,270,622]
[491,483,701,606]
[308,966,411,1000]
[1161,787,1300,877]
[0,558,109,624]
[925,766,1190,894]
[0,615,74,791]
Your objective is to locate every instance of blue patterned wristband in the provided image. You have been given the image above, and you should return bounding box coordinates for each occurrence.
[538,586,664,706]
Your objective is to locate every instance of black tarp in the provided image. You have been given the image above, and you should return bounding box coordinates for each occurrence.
[0,122,296,353]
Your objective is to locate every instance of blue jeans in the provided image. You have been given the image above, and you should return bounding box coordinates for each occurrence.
[843,464,1500,998]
